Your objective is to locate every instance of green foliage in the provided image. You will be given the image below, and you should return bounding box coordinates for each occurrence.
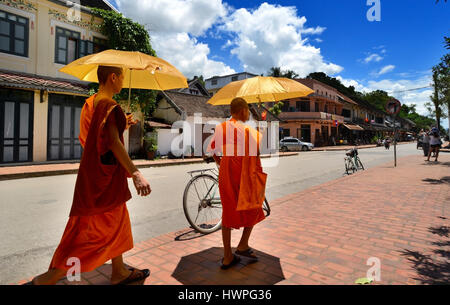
[267,67,299,79]
[269,102,284,116]
[144,136,158,152]
[89,8,157,116]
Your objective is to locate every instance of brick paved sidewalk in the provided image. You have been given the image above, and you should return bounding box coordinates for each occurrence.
[17,154,449,285]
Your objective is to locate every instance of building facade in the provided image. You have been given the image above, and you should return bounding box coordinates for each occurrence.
[0,0,114,164]
[277,78,345,146]
[205,72,258,96]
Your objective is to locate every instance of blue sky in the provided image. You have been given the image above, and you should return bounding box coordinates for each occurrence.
[108,0,449,127]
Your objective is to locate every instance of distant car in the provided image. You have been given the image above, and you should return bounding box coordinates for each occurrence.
[280,137,314,152]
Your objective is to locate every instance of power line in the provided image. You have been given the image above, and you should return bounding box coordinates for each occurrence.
[388,86,433,94]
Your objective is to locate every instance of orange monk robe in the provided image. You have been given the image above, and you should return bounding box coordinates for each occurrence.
[207,118,267,229]
[49,96,133,273]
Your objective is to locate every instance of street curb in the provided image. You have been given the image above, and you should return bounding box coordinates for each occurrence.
[312,142,412,152]
[0,152,299,181]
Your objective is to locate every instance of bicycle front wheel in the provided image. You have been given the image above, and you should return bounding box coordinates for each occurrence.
[356,158,365,170]
[183,174,222,234]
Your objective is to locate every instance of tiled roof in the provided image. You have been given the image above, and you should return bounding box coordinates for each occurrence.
[0,70,89,95]
[163,91,230,118]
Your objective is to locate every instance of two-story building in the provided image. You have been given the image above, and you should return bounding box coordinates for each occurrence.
[0,0,115,164]
[277,78,347,146]
[205,72,258,96]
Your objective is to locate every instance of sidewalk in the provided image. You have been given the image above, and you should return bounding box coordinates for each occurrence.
[16,154,449,285]
[312,141,412,152]
[0,152,298,181]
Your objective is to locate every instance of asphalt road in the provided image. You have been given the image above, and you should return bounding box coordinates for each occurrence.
[0,143,420,284]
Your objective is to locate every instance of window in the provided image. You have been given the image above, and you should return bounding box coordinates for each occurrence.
[211,79,218,86]
[55,27,81,64]
[315,102,319,112]
[231,76,238,81]
[55,27,101,64]
[0,10,29,57]
[296,101,310,112]
[342,109,351,118]
[93,36,107,54]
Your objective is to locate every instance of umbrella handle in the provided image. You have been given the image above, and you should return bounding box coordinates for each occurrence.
[127,69,132,113]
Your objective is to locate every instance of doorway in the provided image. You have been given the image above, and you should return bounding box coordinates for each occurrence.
[0,89,34,163]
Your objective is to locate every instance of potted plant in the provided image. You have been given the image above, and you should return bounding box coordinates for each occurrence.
[144,137,158,160]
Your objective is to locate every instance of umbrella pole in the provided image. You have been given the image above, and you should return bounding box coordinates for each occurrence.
[127,69,132,114]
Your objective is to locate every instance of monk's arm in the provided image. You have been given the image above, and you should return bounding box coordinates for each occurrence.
[106,118,151,197]
[213,154,221,166]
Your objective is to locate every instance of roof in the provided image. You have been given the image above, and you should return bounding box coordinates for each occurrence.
[146,120,172,129]
[51,0,118,12]
[205,72,258,81]
[0,69,89,95]
[177,78,210,97]
[162,91,230,118]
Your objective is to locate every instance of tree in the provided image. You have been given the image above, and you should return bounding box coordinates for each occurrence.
[268,67,282,77]
[432,53,450,133]
[89,8,158,116]
[267,67,299,79]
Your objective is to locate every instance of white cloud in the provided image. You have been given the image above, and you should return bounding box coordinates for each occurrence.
[336,75,434,116]
[116,0,227,36]
[221,2,342,76]
[375,65,396,76]
[116,0,234,78]
[151,33,235,78]
[364,53,383,63]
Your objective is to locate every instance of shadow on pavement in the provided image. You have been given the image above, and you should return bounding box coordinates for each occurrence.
[174,229,206,241]
[422,177,450,185]
[399,220,450,285]
[171,247,285,285]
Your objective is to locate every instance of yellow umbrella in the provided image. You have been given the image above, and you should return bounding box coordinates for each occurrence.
[59,49,188,109]
[207,76,314,105]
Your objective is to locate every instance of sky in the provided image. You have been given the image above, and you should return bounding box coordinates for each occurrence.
[107,0,450,129]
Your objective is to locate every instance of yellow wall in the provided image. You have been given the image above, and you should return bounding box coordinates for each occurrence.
[32,90,48,162]
[0,0,105,79]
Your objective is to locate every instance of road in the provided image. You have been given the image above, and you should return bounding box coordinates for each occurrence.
[0,143,420,284]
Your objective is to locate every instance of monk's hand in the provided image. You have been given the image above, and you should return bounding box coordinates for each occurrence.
[126,114,138,130]
[132,171,151,196]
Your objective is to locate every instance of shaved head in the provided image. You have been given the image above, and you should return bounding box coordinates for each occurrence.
[230,98,249,115]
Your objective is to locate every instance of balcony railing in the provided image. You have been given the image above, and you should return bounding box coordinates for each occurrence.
[279,112,344,122]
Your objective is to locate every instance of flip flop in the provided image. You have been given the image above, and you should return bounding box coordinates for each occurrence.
[220,255,241,270]
[235,248,258,261]
[114,268,150,285]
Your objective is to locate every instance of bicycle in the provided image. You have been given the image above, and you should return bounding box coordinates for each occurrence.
[344,148,364,175]
[182,157,271,234]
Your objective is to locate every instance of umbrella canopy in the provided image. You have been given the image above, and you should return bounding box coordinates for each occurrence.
[207,76,314,105]
[59,49,188,91]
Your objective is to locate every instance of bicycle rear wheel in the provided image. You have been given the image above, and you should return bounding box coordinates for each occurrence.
[356,158,365,170]
[183,174,222,234]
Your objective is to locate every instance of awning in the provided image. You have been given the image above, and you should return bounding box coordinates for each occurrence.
[343,124,364,131]
[0,69,89,95]
[146,120,172,129]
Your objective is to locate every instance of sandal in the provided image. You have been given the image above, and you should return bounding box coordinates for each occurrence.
[220,255,241,270]
[114,268,150,285]
[235,248,258,261]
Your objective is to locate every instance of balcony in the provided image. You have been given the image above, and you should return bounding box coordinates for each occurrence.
[279,112,344,123]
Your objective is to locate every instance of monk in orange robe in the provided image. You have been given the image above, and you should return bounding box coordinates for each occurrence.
[208,98,267,269]
[29,66,152,285]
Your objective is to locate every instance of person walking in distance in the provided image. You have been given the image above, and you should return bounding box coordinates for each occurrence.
[427,127,441,162]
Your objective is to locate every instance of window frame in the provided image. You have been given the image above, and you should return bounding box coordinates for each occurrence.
[0,10,29,57]
[55,26,82,64]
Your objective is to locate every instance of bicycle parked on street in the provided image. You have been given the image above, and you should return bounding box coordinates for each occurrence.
[344,148,365,175]
[182,157,271,234]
